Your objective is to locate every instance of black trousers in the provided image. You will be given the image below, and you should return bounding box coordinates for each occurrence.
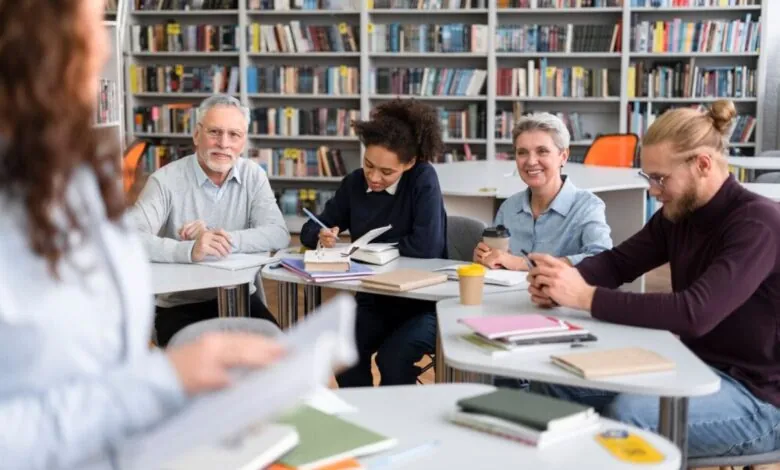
[154,295,278,348]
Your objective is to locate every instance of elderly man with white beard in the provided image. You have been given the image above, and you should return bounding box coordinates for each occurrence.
[131,94,290,347]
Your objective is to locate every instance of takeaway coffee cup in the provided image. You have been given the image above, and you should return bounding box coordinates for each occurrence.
[482,225,511,251]
[458,264,487,305]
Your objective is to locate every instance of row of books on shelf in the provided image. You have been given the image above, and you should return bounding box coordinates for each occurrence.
[370,68,488,97]
[496,24,621,53]
[630,16,760,53]
[277,188,336,223]
[248,23,358,53]
[496,107,591,142]
[133,0,237,9]
[630,0,758,6]
[440,104,487,139]
[502,0,621,6]
[250,146,349,177]
[372,0,487,8]
[247,66,359,95]
[128,19,761,56]
[370,24,488,53]
[250,108,359,137]
[249,0,358,10]
[627,63,756,98]
[627,104,756,142]
[130,0,759,10]
[497,63,620,98]
[129,65,240,94]
[131,24,238,53]
[96,79,120,126]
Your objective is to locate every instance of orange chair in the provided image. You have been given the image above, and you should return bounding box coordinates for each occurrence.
[122,139,148,195]
[583,133,639,168]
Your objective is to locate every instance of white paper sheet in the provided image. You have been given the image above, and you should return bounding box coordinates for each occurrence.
[116,295,358,470]
[197,253,278,271]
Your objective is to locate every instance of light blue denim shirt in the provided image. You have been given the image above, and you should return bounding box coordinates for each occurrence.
[0,167,187,470]
[495,176,613,265]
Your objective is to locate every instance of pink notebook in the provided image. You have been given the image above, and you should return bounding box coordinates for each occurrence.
[459,314,567,340]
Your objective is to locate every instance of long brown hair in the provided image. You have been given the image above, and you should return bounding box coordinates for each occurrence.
[0,0,124,277]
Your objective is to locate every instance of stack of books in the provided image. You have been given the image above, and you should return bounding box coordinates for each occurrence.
[281,258,375,283]
[458,313,596,356]
[449,389,600,448]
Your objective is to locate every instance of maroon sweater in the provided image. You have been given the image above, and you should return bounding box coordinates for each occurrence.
[577,175,780,406]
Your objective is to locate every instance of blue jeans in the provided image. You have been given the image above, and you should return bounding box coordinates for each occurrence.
[336,293,437,387]
[531,368,780,458]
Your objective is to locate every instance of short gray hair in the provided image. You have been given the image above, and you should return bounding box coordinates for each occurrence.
[197,94,251,130]
[512,112,570,151]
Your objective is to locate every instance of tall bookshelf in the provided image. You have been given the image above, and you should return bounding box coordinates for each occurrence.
[100,0,127,159]
[123,0,768,232]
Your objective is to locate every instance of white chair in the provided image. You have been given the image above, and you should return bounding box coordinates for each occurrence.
[167,317,284,348]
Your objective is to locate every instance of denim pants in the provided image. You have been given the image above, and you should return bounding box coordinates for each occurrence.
[336,293,437,387]
[531,368,780,458]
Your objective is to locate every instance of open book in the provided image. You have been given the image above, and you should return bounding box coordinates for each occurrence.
[434,264,529,287]
[304,225,394,271]
[115,294,358,470]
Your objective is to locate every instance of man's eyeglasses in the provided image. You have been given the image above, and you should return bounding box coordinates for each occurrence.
[637,154,698,188]
[199,124,245,143]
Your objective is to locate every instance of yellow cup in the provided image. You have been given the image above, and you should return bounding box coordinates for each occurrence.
[457,264,486,305]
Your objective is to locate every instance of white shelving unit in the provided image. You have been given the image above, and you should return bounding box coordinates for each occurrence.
[123,0,767,231]
[100,14,126,159]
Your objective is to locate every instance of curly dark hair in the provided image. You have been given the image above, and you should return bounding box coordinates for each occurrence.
[0,0,124,278]
[352,98,445,164]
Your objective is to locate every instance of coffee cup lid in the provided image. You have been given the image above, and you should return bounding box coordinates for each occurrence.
[457,264,486,277]
[483,224,510,238]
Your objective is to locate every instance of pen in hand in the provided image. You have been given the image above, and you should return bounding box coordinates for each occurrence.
[302,207,329,231]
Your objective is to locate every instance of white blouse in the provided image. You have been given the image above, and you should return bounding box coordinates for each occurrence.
[0,167,187,470]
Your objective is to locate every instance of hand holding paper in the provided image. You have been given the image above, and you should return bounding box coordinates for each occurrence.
[116,294,359,470]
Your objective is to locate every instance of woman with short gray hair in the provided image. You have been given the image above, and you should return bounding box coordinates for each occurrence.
[473,112,613,270]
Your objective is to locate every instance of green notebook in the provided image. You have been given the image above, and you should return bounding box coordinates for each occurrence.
[457,389,597,433]
[275,405,397,470]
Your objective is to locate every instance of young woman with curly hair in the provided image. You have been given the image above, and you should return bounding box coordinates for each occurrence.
[301,98,448,387]
[0,1,285,468]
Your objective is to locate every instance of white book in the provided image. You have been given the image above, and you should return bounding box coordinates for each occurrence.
[159,424,299,470]
[116,295,358,470]
[434,264,529,287]
[197,253,278,271]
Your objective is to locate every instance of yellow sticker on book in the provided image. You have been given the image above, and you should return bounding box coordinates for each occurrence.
[284,107,294,119]
[338,22,348,34]
[596,430,665,464]
[284,148,298,159]
[175,65,184,76]
[166,23,181,35]
[367,0,374,9]
[339,65,348,77]
[367,23,374,33]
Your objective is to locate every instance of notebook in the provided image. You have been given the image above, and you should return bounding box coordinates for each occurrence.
[281,258,375,284]
[550,347,676,379]
[275,405,396,470]
[196,253,278,271]
[160,424,299,470]
[332,225,393,257]
[360,269,448,292]
[449,410,600,448]
[456,388,597,433]
[458,314,567,340]
[434,264,529,287]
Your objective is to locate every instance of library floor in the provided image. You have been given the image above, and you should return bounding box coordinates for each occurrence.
[260,255,778,470]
